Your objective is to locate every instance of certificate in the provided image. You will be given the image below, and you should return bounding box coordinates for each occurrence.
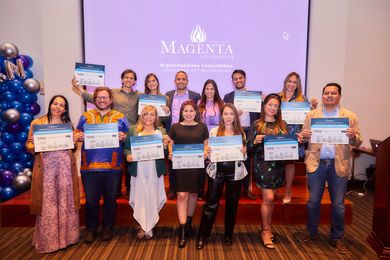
[310,118,349,144]
[33,123,74,152]
[264,134,299,161]
[233,90,262,112]
[84,123,119,149]
[281,102,310,125]
[172,144,204,169]
[209,135,244,162]
[138,94,168,117]
[75,62,105,87]
[130,134,164,161]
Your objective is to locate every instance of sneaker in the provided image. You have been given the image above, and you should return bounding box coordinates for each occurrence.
[295,231,316,242]
[332,239,348,254]
[84,230,97,244]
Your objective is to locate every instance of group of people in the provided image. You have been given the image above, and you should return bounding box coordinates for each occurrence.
[27,69,361,255]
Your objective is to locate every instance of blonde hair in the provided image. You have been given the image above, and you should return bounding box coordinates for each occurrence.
[136,105,160,132]
[280,72,305,102]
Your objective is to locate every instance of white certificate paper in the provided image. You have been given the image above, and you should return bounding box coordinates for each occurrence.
[130,134,164,161]
[84,123,119,149]
[172,144,204,169]
[33,123,74,152]
[209,135,244,162]
[310,118,349,144]
[264,134,299,161]
[233,90,262,112]
[138,94,168,117]
[281,102,310,125]
[75,62,105,87]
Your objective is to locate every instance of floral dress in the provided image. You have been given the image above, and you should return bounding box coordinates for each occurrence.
[247,120,289,189]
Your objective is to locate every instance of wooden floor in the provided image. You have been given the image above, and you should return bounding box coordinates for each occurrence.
[0,192,377,259]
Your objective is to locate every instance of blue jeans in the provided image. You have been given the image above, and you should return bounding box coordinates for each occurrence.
[81,171,121,230]
[306,159,348,240]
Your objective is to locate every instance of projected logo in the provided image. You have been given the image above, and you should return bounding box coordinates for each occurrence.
[160,25,234,59]
[190,25,207,43]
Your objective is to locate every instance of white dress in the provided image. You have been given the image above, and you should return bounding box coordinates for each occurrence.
[129,130,167,233]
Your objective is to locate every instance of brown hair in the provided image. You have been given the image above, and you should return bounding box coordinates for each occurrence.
[216,103,245,144]
[179,100,198,123]
[280,72,305,102]
[198,79,224,117]
[144,73,161,94]
[256,93,288,134]
[93,87,113,108]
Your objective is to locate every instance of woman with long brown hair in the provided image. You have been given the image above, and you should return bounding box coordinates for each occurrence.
[196,103,247,249]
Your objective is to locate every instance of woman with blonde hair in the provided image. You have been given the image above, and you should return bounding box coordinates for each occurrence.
[124,105,169,239]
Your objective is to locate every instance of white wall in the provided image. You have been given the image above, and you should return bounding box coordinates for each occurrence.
[1,0,389,179]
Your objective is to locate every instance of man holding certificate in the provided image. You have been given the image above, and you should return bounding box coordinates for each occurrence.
[295,83,362,254]
[223,69,260,200]
[77,87,128,243]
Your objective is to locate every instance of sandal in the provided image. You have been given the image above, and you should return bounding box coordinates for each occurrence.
[261,230,275,250]
[283,192,292,204]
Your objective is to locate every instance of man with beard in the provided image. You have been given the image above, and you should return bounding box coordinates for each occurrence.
[165,71,201,200]
[223,69,260,200]
[77,87,129,243]
[295,83,362,254]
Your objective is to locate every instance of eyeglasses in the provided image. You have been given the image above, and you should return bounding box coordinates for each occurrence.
[96,96,110,100]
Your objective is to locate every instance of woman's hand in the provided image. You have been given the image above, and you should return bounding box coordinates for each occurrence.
[254,134,265,144]
[241,146,247,154]
[168,152,173,160]
[28,134,34,144]
[126,154,133,162]
[77,131,85,142]
[161,106,170,115]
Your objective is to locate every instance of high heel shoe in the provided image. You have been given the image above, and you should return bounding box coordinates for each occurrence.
[196,236,205,250]
[283,192,292,204]
[261,230,275,250]
[178,224,186,248]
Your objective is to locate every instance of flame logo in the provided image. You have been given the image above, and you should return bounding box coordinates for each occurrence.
[190,25,207,43]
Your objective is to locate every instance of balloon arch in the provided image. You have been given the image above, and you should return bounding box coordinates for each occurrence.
[0,43,40,201]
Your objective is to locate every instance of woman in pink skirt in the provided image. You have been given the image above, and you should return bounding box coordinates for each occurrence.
[26,95,80,253]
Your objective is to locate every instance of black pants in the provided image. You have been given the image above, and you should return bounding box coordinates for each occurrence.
[198,162,243,238]
[242,128,251,193]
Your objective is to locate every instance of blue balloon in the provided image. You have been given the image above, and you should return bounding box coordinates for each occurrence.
[0,140,5,149]
[1,147,10,156]
[9,101,23,111]
[0,186,17,201]
[24,160,34,169]
[24,69,34,79]
[2,91,15,102]
[0,83,9,93]
[0,101,10,110]
[9,142,23,153]
[3,153,16,163]
[17,152,33,162]
[16,131,28,143]
[1,132,15,144]
[19,92,37,104]
[11,162,24,173]
[18,112,33,126]
[18,55,33,69]
[6,122,22,134]
[6,79,23,90]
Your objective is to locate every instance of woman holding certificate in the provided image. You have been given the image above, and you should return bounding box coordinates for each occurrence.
[124,105,168,240]
[143,73,170,127]
[279,72,318,204]
[168,100,209,248]
[26,95,80,253]
[196,103,247,250]
[247,93,289,250]
[197,79,224,200]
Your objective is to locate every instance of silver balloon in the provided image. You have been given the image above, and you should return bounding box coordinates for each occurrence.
[23,78,40,93]
[0,73,7,83]
[12,174,32,190]
[24,170,32,177]
[23,168,31,174]
[3,108,20,123]
[0,43,19,59]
